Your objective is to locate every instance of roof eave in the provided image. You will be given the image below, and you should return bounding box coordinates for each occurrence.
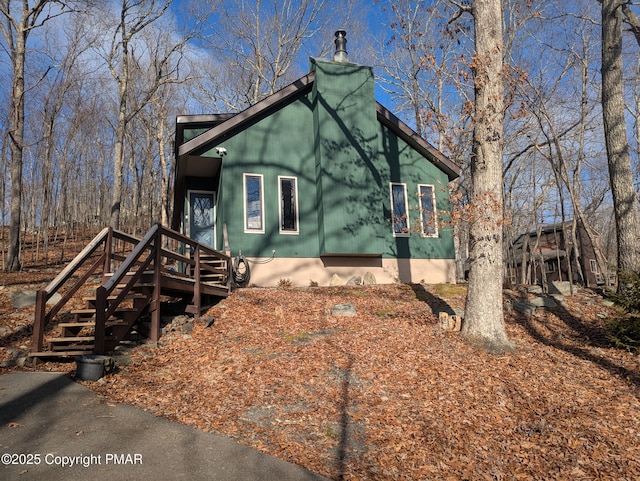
[375,102,461,181]
[177,73,315,158]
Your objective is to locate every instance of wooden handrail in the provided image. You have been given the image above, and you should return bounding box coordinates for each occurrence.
[43,227,110,296]
[33,222,232,355]
[103,224,159,292]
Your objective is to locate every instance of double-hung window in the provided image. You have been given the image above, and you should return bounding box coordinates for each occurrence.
[390,183,410,236]
[418,184,438,237]
[278,176,299,234]
[244,173,264,233]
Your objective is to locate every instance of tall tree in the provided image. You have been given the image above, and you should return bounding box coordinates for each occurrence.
[200,0,335,111]
[458,0,513,352]
[102,0,171,230]
[0,0,73,271]
[601,0,640,288]
[99,0,210,230]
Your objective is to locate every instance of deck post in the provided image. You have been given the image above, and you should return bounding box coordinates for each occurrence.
[150,226,163,342]
[104,227,113,280]
[94,286,107,354]
[193,246,201,316]
[31,290,48,353]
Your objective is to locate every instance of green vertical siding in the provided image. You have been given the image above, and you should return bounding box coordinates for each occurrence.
[311,59,386,255]
[378,124,455,259]
[199,95,320,258]
[184,58,455,262]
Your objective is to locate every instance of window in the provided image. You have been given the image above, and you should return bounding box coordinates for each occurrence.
[244,174,264,233]
[590,259,598,273]
[418,184,438,237]
[545,261,556,273]
[278,176,299,234]
[390,183,409,236]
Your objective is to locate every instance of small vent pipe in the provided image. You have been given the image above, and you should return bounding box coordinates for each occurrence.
[333,30,348,62]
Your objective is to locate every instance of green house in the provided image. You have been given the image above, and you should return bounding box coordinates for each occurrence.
[172,32,460,287]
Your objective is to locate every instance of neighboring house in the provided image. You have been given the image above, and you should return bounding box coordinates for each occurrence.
[507,220,612,288]
[171,31,461,287]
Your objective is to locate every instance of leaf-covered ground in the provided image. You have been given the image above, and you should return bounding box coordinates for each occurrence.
[2,267,639,479]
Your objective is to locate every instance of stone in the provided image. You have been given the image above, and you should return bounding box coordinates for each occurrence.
[347,276,362,286]
[181,321,194,333]
[331,303,357,316]
[526,285,543,295]
[529,297,557,309]
[10,291,37,309]
[330,274,344,286]
[47,293,62,305]
[514,301,536,316]
[438,311,451,330]
[549,281,574,296]
[9,290,61,309]
[363,272,377,285]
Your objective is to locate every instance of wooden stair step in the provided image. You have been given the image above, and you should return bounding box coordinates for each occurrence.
[58,320,127,328]
[51,344,95,351]
[72,307,137,315]
[49,336,96,343]
[116,282,155,289]
[30,350,95,357]
[82,293,147,302]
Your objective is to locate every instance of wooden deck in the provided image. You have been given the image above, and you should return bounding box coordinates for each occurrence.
[30,224,232,357]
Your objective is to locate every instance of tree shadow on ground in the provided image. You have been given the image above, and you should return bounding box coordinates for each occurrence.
[409,283,456,316]
[505,290,640,390]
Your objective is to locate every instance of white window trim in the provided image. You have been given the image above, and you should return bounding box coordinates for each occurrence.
[418,184,438,238]
[243,173,265,234]
[590,259,598,273]
[390,182,410,237]
[278,175,299,235]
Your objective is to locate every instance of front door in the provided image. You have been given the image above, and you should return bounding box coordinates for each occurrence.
[188,191,216,248]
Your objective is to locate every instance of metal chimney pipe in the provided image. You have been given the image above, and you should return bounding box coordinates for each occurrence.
[333,30,348,62]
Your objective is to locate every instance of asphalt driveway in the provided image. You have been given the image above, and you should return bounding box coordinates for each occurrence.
[0,372,329,481]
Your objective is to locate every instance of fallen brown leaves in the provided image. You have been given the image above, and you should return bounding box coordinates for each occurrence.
[91,285,638,480]
[2,278,640,480]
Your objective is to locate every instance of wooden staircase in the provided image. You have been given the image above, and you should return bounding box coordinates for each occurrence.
[30,224,232,358]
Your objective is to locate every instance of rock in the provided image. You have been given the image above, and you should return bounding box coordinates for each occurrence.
[363,272,377,285]
[347,276,362,286]
[438,311,452,330]
[15,356,28,367]
[529,297,557,309]
[602,300,615,308]
[47,293,62,305]
[438,312,462,331]
[330,274,344,286]
[331,303,357,316]
[181,321,194,333]
[9,290,62,309]
[10,291,37,309]
[526,285,543,295]
[549,281,574,296]
[514,301,536,316]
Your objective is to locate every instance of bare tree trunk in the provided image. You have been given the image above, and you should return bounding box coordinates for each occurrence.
[461,0,513,353]
[1,0,73,270]
[4,18,27,271]
[601,0,640,288]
